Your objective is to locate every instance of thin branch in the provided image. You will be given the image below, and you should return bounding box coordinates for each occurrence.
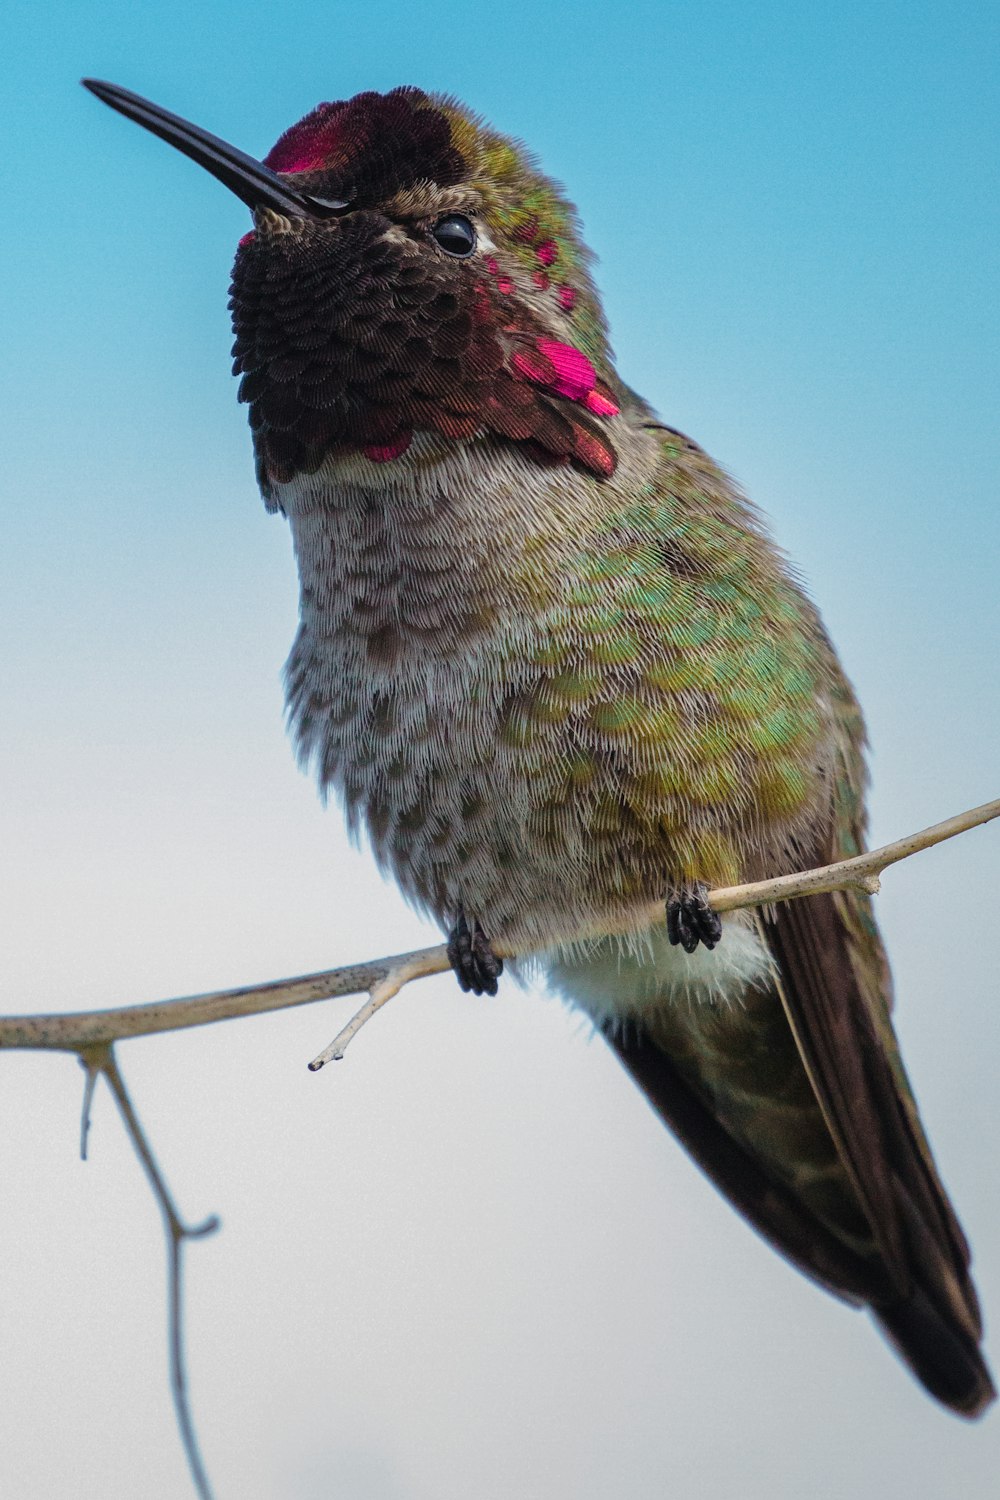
[307,795,1000,1064]
[703,797,1000,916]
[0,950,445,1052]
[308,951,443,1071]
[79,1051,101,1161]
[89,1044,219,1500]
[1,797,997,1061]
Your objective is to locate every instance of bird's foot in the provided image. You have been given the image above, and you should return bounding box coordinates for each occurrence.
[447,912,503,996]
[666,885,722,954]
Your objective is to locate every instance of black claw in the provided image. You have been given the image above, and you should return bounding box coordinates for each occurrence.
[665,885,723,954]
[446,912,503,996]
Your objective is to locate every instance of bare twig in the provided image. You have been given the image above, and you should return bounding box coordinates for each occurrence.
[0,949,444,1052]
[0,798,996,1064]
[308,950,445,1070]
[702,797,1000,915]
[85,1044,219,1500]
[307,795,1000,1065]
[78,1051,101,1161]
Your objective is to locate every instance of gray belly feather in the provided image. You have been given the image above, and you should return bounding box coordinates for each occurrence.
[277,449,607,944]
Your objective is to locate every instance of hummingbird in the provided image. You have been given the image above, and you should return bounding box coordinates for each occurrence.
[83,77,993,1416]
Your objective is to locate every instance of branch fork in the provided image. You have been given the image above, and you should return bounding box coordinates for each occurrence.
[76,1044,219,1500]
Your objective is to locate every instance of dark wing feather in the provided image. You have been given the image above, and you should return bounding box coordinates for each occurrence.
[611,877,993,1416]
[762,889,909,1284]
[606,1024,887,1305]
[761,883,992,1413]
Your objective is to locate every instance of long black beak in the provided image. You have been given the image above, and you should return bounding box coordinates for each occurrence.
[81,79,349,218]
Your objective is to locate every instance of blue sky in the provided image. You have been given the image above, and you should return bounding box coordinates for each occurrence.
[3,2,999,1496]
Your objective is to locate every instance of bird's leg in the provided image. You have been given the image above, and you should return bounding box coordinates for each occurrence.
[666,884,723,954]
[447,911,504,996]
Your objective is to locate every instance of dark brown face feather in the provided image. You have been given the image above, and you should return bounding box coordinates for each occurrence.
[230,209,618,494]
[228,88,619,496]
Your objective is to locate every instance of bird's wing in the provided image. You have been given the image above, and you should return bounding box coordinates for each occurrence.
[765,863,990,1405]
[610,750,992,1413]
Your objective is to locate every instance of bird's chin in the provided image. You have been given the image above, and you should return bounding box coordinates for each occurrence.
[265,429,478,509]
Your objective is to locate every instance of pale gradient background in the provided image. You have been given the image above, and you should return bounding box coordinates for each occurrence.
[3,2,999,1496]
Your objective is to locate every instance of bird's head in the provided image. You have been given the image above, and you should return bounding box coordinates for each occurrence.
[83,81,623,499]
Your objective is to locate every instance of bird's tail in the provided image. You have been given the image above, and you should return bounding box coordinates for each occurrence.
[875,1279,995,1417]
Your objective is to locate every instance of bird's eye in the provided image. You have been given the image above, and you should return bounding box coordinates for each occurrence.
[432,214,477,257]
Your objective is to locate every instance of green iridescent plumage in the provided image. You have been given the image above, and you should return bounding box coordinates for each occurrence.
[469,424,845,910]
